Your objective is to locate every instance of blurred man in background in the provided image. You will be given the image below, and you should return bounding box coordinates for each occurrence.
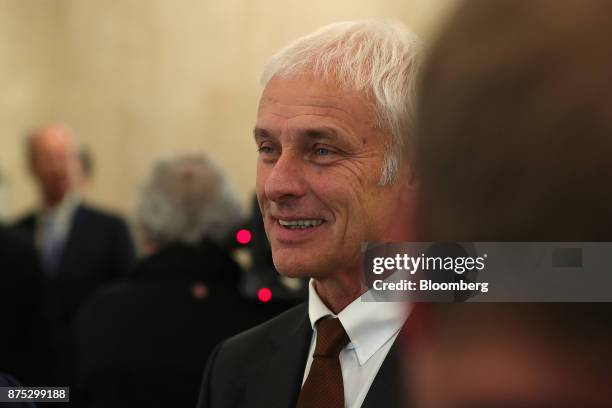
[410,0,612,405]
[13,123,135,387]
[77,155,284,408]
[198,21,421,408]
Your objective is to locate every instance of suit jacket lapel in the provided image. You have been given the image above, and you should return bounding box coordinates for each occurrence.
[361,339,404,408]
[245,304,312,408]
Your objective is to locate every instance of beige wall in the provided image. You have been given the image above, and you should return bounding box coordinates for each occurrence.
[0,0,457,221]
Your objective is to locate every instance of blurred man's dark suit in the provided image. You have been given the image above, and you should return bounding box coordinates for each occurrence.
[197,303,403,408]
[76,240,288,408]
[15,204,135,317]
[14,204,135,386]
[0,225,50,386]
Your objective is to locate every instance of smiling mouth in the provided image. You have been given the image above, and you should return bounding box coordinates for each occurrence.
[277,219,325,229]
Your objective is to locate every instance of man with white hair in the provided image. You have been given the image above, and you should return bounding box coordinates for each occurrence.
[198,21,420,408]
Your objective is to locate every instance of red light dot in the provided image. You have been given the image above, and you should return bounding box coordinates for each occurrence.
[236,229,252,244]
[257,287,272,302]
[191,283,208,300]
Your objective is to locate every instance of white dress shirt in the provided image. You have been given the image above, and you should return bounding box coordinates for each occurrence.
[35,193,80,251]
[302,279,410,408]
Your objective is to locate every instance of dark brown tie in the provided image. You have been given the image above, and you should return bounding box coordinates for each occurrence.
[297,317,350,408]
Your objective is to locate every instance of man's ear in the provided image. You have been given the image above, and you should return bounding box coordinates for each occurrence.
[399,161,417,205]
[387,161,420,242]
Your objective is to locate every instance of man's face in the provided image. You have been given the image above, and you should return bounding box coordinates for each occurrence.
[255,74,407,280]
[30,128,78,206]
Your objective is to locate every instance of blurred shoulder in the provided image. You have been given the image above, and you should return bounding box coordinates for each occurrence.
[76,204,132,239]
[77,204,127,224]
[12,212,36,233]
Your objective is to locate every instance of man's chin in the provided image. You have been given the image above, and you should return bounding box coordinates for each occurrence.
[272,254,323,279]
[273,261,311,279]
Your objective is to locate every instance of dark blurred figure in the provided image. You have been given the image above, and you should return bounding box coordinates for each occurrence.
[411,0,612,406]
[0,373,37,408]
[409,304,611,407]
[76,156,284,408]
[0,225,49,386]
[13,124,135,387]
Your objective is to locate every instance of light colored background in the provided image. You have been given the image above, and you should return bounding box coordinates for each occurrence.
[0,0,457,221]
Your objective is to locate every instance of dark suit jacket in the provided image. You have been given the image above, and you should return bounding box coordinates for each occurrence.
[197,302,404,408]
[76,241,289,408]
[0,226,50,386]
[14,204,135,325]
[14,204,135,387]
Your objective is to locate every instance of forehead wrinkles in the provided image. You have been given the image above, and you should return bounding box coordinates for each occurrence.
[259,93,354,117]
[257,95,378,137]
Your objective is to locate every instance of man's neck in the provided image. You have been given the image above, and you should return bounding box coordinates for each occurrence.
[42,191,76,212]
[312,275,365,314]
[41,193,80,221]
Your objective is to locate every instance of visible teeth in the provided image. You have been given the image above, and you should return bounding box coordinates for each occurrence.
[278,219,324,229]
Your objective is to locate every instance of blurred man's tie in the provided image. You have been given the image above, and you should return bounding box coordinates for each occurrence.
[41,217,62,275]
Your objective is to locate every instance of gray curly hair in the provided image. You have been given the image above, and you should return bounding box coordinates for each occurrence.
[137,155,243,247]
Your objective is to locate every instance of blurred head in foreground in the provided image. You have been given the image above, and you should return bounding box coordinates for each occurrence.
[255,21,421,311]
[417,0,612,242]
[27,124,80,208]
[136,155,242,254]
[411,0,612,406]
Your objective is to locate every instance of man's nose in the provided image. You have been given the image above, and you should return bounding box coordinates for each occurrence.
[264,151,306,204]
[48,158,68,176]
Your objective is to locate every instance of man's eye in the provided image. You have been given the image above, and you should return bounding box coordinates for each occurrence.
[316,147,332,156]
[258,146,275,154]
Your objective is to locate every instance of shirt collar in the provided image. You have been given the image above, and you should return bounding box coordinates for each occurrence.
[35,192,80,246]
[308,279,410,366]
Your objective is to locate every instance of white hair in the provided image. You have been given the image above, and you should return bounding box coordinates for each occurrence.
[137,155,243,247]
[261,21,421,184]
